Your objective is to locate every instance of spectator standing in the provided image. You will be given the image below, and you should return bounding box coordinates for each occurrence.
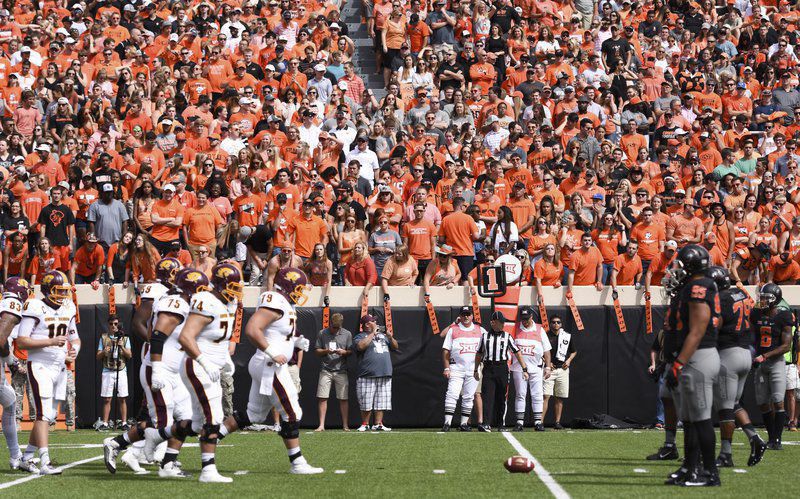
[543,316,577,430]
[354,314,398,432]
[243,225,274,286]
[288,199,329,261]
[423,245,461,294]
[611,241,644,291]
[106,232,134,284]
[149,184,185,255]
[86,184,130,249]
[183,189,225,259]
[232,178,265,264]
[95,315,131,430]
[439,197,480,281]
[567,232,604,293]
[37,185,74,271]
[380,245,418,294]
[70,232,105,286]
[368,215,402,277]
[303,243,333,299]
[3,232,28,281]
[20,174,48,257]
[344,242,377,301]
[315,313,353,432]
[27,237,61,286]
[402,202,437,282]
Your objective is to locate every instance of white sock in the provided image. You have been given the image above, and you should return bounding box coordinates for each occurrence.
[2,406,20,458]
[23,443,37,460]
[38,447,49,466]
[288,446,306,465]
[444,414,453,425]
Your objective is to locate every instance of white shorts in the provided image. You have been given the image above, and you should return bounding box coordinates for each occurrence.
[181,357,224,430]
[787,363,799,392]
[247,356,303,424]
[101,370,129,398]
[543,367,570,398]
[27,362,66,423]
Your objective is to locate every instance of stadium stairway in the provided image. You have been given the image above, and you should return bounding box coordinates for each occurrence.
[342,0,388,100]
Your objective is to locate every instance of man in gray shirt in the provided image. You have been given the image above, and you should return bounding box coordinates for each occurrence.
[567,119,601,165]
[426,0,456,50]
[772,72,800,118]
[354,314,398,431]
[87,183,129,249]
[315,313,353,432]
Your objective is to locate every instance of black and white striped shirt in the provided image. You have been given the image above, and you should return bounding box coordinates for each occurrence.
[478,329,519,362]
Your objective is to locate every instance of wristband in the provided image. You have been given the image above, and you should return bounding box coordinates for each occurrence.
[522,368,528,372]
[443,367,450,371]
[264,344,281,360]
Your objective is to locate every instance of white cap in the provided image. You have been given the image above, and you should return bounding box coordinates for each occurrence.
[20,46,31,53]
[56,27,69,36]
[314,63,326,72]
[330,22,340,29]
[169,33,179,42]
[13,156,25,163]
[162,184,176,192]
[338,81,348,90]
[674,128,688,136]
[123,4,136,11]
[101,183,114,192]
[161,118,173,126]
[72,3,84,11]
[239,96,251,105]
[57,97,70,104]
[265,64,275,71]
[64,37,76,45]
[665,240,678,249]
[485,115,499,124]
[57,181,71,191]
[36,144,51,153]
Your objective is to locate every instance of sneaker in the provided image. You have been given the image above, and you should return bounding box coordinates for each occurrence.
[198,468,233,483]
[441,423,450,432]
[103,437,120,474]
[534,422,545,432]
[664,466,691,486]
[513,423,524,432]
[39,464,62,475]
[647,444,679,461]
[121,449,148,474]
[120,423,131,431]
[767,440,783,451]
[458,424,472,432]
[788,422,798,432]
[96,421,110,432]
[748,436,767,466]
[655,423,665,429]
[357,424,369,432]
[143,428,163,462]
[289,462,324,475]
[372,424,391,432]
[683,470,721,487]
[715,453,733,468]
[10,457,39,474]
[477,424,491,433]
[553,422,564,430]
[159,461,190,478]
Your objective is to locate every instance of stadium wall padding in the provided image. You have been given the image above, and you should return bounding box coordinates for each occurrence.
[71,304,768,428]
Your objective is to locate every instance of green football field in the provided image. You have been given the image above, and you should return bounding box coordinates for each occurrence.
[0,428,797,498]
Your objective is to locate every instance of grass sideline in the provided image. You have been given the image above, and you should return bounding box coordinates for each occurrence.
[0,429,797,498]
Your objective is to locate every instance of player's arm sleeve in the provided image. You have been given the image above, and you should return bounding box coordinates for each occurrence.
[17,316,36,338]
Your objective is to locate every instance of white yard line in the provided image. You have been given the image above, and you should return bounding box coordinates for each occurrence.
[501,432,570,499]
[0,455,103,490]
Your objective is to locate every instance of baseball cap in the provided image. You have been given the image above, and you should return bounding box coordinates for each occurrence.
[360,314,376,327]
[86,232,99,242]
[519,307,533,320]
[736,81,747,89]
[169,33,179,42]
[101,183,114,192]
[57,97,69,105]
[378,184,392,193]
[314,63,326,72]
[665,240,678,250]
[162,184,176,192]
[592,193,604,200]
[36,144,51,153]
[459,306,473,316]
[435,244,454,256]
[513,181,526,189]
[490,311,506,322]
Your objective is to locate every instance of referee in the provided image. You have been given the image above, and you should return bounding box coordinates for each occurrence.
[474,311,529,432]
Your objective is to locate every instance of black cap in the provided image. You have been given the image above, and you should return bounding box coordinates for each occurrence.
[459,306,472,316]
[490,311,506,322]
[519,307,533,320]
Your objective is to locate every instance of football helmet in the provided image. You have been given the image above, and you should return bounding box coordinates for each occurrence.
[757,282,782,310]
[155,257,182,286]
[210,262,244,303]
[41,270,71,305]
[705,266,731,291]
[174,268,210,297]
[662,244,710,296]
[3,276,32,302]
[273,267,310,306]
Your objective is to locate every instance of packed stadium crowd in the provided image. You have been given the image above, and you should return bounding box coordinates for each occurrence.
[0,0,797,296]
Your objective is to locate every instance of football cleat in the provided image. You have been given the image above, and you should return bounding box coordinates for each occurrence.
[478,424,491,432]
[357,424,369,432]
[664,466,690,486]
[290,462,324,475]
[121,449,148,474]
[553,422,564,430]
[11,457,39,474]
[159,461,190,478]
[513,423,524,432]
[38,464,62,475]
[199,468,233,483]
[647,444,679,461]
[103,437,120,474]
[371,424,391,432]
[715,453,733,468]
[441,423,450,432]
[534,422,545,432]
[767,441,783,450]
[683,470,721,487]
[748,436,767,466]
[458,424,472,432]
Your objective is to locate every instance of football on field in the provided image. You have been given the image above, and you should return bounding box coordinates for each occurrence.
[504,455,535,473]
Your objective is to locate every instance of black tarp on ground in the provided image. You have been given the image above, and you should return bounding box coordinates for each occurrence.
[68,304,769,428]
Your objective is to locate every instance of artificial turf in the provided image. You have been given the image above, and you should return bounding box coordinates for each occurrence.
[0,428,796,498]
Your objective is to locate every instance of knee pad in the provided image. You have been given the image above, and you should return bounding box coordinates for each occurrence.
[173,420,192,441]
[135,424,146,440]
[278,420,300,440]
[233,410,251,429]
[718,408,735,423]
[199,423,221,444]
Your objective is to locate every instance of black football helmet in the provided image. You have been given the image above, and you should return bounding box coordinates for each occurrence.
[757,282,782,310]
[662,244,710,296]
[705,266,731,291]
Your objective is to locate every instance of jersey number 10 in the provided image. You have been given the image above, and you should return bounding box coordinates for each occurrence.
[48,323,68,338]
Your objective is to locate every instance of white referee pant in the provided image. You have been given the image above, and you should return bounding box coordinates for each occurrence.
[513,367,544,422]
[443,366,478,424]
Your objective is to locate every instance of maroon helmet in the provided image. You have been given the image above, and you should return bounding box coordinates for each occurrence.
[210,262,244,302]
[174,267,209,296]
[155,257,182,285]
[41,270,71,305]
[273,267,310,306]
[3,276,32,302]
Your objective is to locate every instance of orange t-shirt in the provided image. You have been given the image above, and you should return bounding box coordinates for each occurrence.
[533,258,562,285]
[439,212,478,256]
[569,246,603,285]
[630,222,666,261]
[667,215,703,246]
[402,218,437,261]
[184,204,224,246]
[74,244,105,277]
[613,253,643,285]
[150,198,185,242]
[288,214,328,258]
[28,251,61,283]
[591,228,623,264]
[233,193,266,228]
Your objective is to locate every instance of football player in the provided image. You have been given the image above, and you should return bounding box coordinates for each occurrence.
[0,277,37,473]
[178,262,242,483]
[751,282,793,450]
[16,271,80,475]
[511,307,552,432]
[662,245,721,487]
[104,257,182,473]
[216,267,322,475]
[441,306,485,432]
[706,267,767,467]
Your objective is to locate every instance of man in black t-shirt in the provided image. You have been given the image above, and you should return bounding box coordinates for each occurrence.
[244,224,274,286]
[38,184,75,272]
[601,25,632,73]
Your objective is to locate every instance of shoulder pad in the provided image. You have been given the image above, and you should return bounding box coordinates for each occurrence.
[21,299,46,318]
[189,291,222,317]
[0,297,23,319]
[141,282,169,301]
[258,291,292,312]
[157,294,191,318]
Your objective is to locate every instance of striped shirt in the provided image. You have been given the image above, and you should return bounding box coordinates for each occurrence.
[477,329,519,362]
